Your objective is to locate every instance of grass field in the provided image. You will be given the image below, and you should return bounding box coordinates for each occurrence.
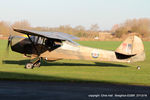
[0,39,150,86]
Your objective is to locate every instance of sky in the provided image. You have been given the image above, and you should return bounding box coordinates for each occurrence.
[0,0,150,30]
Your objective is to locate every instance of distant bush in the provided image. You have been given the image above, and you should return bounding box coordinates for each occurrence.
[113,18,150,38]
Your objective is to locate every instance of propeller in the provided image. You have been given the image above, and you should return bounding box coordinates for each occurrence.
[6,25,14,53]
[6,35,13,56]
[7,35,13,49]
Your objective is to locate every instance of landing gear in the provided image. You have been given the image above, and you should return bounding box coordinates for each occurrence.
[25,63,33,69]
[34,61,41,67]
[25,57,41,69]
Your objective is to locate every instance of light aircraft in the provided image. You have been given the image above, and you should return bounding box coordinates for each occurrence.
[7,28,145,69]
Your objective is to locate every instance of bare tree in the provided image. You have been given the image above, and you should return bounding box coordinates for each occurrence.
[114,18,150,38]
[0,21,10,36]
[90,24,99,32]
[12,20,31,29]
[75,25,85,31]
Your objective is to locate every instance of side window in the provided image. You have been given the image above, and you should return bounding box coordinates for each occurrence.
[37,37,44,44]
[30,36,44,45]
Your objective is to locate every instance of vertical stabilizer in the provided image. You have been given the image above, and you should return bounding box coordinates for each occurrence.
[115,35,145,62]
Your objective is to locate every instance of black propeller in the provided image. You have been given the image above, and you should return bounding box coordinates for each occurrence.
[7,35,12,48]
[5,25,14,56]
[7,35,13,52]
[7,25,15,49]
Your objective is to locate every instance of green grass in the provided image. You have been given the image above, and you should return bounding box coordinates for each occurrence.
[0,39,150,86]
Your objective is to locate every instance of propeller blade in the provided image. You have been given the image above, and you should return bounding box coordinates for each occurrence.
[6,26,13,56]
[7,36,10,47]
[6,35,13,52]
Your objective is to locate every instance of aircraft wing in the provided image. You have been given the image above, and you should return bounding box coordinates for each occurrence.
[13,28,79,44]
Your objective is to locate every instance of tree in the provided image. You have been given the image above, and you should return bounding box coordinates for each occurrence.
[90,24,99,32]
[74,25,86,37]
[114,18,150,38]
[75,25,85,31]
[12,20,31,29]
[111,24,119,33]
[0,21,10,36]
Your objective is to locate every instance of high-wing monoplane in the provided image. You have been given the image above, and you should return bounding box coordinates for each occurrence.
[7,28,145,69]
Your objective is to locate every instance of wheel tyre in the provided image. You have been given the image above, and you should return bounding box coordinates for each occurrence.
[137,66,141,70]
[25,63,33,69]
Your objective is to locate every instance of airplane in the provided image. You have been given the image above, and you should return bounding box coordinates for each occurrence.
[7,28,145,69]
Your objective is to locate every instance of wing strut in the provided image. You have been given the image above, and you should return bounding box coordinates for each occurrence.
[24,34,42,69]
[27,34,40,56]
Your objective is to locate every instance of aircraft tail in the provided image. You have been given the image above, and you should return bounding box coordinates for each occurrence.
[115,35,145,62]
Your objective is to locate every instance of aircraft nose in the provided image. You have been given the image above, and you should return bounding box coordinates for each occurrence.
[10,36,28,53]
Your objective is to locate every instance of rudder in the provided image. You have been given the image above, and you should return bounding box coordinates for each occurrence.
[115,35,145,62]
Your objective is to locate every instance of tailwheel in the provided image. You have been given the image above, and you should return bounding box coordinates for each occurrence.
[25,63,33,69]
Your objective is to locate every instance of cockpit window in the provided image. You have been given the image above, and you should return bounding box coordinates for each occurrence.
[29,36,79,46]
[30,36,43,44]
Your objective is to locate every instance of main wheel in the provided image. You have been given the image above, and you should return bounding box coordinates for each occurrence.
[25,63,33,69]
